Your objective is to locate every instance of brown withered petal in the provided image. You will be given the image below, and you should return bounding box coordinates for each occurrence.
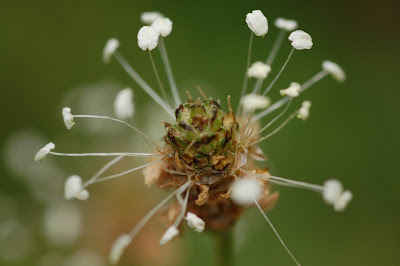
[195,185,209,206]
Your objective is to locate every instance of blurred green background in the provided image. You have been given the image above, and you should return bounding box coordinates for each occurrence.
[1,0,399,265]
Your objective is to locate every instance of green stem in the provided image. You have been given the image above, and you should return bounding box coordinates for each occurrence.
[215,229,233,266]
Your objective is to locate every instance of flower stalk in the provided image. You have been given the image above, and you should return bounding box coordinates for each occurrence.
[215,229,233,266]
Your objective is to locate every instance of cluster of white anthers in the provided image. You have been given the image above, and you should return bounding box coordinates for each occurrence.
[35,9,351,266]
[323,179,353,211]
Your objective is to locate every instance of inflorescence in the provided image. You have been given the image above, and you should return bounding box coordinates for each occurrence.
[36,9,351,265]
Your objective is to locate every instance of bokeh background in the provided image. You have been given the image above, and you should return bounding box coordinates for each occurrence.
[1,0,399,265]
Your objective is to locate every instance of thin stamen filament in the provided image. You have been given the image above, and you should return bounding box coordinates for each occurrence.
[237,32,254,112]
[84,156,123,188]
[244,170,324,192]
[262,48,295,96]
[72,115,158,146]
[149,50,170,107]
[251,78,264,94]
[172,182,193,227]
[252,70,329,122]
[253,198,301,266]
[259,98,293,134]
[92,159,164,184]
[301,70,328,91]
[158,37,181,106]
[249,30,287,95]
[49,152,164,157]
[251,111,298,146]
[266,29,286,65]
[110,181,191,263]
[267,179,322,193]
[267,175,323,192]
[113,51,174,119]
[128,181,191,239]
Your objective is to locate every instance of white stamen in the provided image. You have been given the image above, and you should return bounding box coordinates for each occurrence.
[109,234,131,265]
[297,100,311,121]
[160,181,192,245]
[113,52,174,118]
[151,18,173,37]
[288,30,313,50]
[71,114,158,145]
[280,82,301,97]
[237,33,254,114]
[259,98,293,134]
[250,171,323,193]
[114,88,134,120]
[49,152,161,157]
[323,179,353,212]
[231,178,262,206]
[254,70,328,121]
[158,37,181,106]
[92,159,164,184]
[301,70,329,92]
[34,142,55,162]
[148,49,170,106]
[140,12,164,25]
[322,60,346,82]
[83,156,123,188]
[265,30,285,66]
[241,94,271,112]
[109,181,190,264]
[251,111,298,146]
[262,48,294,96]
[102,38,119,63]
[159,226,179,245]
[247,61,271,79]
[185,212,205,233]
[172,181,192,225]
[248,171,352,212]
[62,107,75,130]
[274,18,298,31]
[137,26,160,51]
[64,175,90,201]
[246,10,268,37]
